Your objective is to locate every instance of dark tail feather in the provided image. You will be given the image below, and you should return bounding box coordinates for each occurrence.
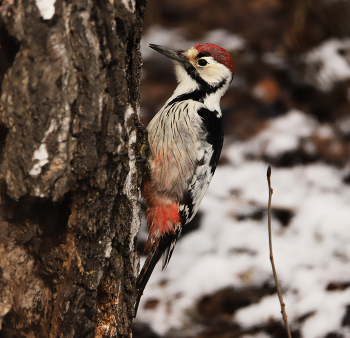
[134,236,174,317]
[161,238,178,269]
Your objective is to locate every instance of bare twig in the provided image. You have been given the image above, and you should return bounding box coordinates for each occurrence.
[267,166,292,338]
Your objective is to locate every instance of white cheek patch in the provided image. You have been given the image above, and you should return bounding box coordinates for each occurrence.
[197,62,232,85]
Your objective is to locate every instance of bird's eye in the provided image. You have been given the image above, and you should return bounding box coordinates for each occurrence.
[198,59,208,66]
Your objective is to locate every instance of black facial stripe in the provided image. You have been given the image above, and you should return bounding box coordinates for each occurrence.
[166,77,227,107]
[184,62,228,95]
[183,62,208,88]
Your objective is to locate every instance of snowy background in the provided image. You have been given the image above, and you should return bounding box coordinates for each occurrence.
[134,1,350,337]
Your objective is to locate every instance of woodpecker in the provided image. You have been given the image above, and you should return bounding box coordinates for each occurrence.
[135,43,234,315]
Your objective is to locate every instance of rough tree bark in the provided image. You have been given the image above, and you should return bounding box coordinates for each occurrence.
[0,0,146,336]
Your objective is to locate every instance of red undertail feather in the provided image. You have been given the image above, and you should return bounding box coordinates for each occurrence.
[146,202,181,240]
[141,169,181,242]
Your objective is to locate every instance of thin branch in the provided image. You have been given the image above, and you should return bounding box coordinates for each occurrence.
[267,166,292,338]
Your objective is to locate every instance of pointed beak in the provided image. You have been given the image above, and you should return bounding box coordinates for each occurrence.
[149,44,187,64]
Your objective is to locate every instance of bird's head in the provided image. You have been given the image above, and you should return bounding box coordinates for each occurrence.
[149,43,234,89]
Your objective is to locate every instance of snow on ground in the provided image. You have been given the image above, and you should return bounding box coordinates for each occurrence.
[135,110,350,337]
[304,39,350,92]
[227,110,318,162]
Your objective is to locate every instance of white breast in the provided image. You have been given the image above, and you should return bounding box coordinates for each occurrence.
[147,99,214,210]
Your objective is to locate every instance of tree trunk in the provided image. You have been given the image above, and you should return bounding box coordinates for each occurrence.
[0,0,145,336]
